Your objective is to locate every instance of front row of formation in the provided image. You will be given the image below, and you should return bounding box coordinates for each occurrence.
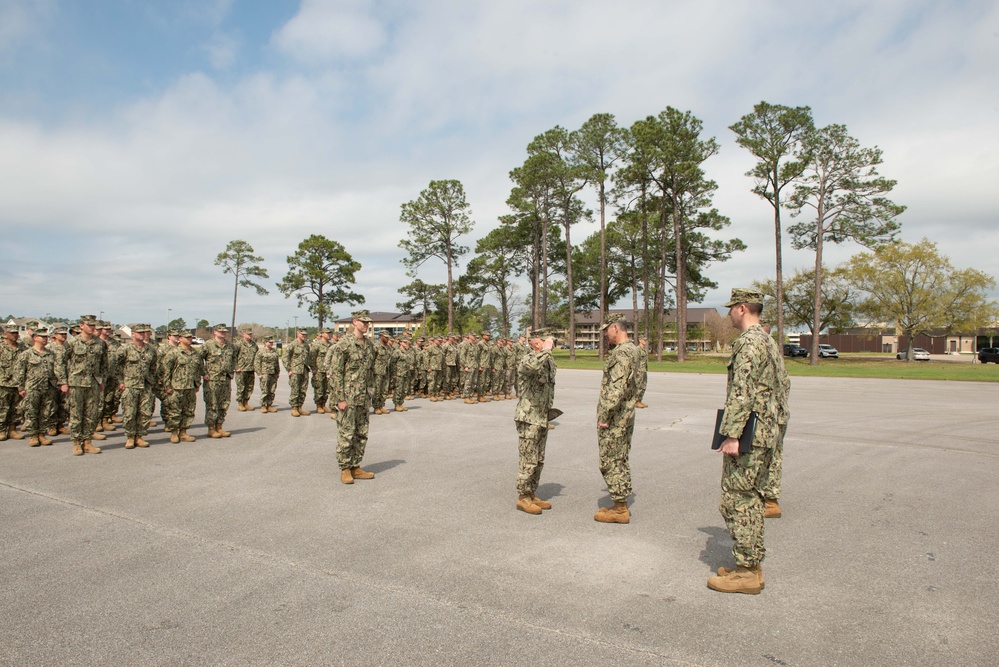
[1,289,788,596]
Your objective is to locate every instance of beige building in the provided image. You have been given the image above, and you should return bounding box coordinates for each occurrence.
[563,307,720,350]
[331,312,423,337]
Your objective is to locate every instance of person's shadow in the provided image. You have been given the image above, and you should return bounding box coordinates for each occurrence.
[364,459,406,474]
[698,526,731,568]
[534,482,565,502]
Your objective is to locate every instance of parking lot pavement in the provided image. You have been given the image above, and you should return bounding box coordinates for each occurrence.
[1,371,996,666]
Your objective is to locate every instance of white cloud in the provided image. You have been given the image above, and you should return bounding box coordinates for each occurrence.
[271,0,387,62]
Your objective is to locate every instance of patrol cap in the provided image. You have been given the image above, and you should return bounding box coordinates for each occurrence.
[600,313,626,331]
[97,320,111,330]
[79,314,98,326]
[70,325,82,335]
[3,324,18,334]
[481,331,491,337]
[261,335,273,342]
[296,328,308,334]
[213,323,229,332]
[52,326,69,335]
[321,327,333,334]
[167,329,182,337]
[179,331,194,339]
[351,310,373,323]
[723,288,765,308]
[23,319,41,329]
[32,327,50,338]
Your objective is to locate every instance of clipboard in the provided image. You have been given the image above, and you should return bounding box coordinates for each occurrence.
[711,409,757,454]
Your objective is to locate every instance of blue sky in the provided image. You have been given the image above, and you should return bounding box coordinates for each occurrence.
[1,0,997,329]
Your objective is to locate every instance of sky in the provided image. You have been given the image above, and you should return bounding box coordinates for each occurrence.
[1,0,997,329]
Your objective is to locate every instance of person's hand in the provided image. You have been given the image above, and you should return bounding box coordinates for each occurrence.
[18,390,25,398]
[60,384,68,394]
[337,400,347,411]
[719,437,741,456]
[119,383,125,391]
[543,337,554,351]
[598,421,609,429]
[166,388,173,395]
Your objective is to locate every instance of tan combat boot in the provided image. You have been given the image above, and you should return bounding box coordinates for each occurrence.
[0,428,8,441]
[72,440,84,456]
[94,421,104,432]
[394,405,408,412]
[291,407,301,417]
[58,426,71,435]
[216,423,231,437]
[103,418,116,431]
[47,426,58,437]
[268,406,278,413]
[208,424,223,439]
[298,408,310,416]
[764,499,782,519]
[716,564,765,590]
[83,440,102,454]
[350,467,375,480]
[135,437,150,448]
[38,434,53,446]
[90,431,107,441]
[237,402,246,412]
[112,415,123,423]
[125,437,136,449]
[179,429,196,442]
[245,403,256,411]
[9,426,25,440]
[517,495,541,515]
[340,468,354,484]
[315,405,325,414]
[170,431,180,443]
[463,398,476,405]
[29,435,41,447]
[531,496,552,510]
[594,502,630,524]
[636,401,648,409]
[478,396,490,403]
[707,565,763,595]
[493,394,505,401]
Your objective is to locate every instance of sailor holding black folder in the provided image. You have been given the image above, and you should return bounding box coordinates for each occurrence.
[708,288,790,595]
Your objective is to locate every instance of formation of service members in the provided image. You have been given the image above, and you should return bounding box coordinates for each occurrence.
[3,292,788,595]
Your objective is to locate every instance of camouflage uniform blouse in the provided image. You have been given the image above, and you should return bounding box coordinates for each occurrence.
[721,324,790,447]
[15,347,58,393]
[164,348,205,390]
[597,340,638,425]
[200,339,235,380]
[330,333,374,407]
[114,343,158,389]
[57,336,108,388]
[515,348,556,426]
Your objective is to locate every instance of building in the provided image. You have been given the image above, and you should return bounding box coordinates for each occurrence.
[331,312,423,337]
[567,307,720,350]
[800,326,999,355]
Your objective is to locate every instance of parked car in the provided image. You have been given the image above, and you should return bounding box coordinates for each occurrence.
[897,347,931,361]
[783,344,808,358]
[979,347,999,363]
[191,337,205,345]
[817,344,839,358]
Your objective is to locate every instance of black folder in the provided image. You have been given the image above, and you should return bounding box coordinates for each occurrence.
[711,409,758,454]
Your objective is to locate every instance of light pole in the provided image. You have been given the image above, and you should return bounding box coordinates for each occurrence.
[168,308,172,330]
[99,310,104,321]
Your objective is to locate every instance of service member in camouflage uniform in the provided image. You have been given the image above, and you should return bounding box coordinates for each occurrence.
[46,326,71,436]
[514,329,557,515]
[57,315,108,455]
[330,310,376,484]
[14,327,58,447]
[254,336,280,412]
[200,323,235,438]
[309,328,332,413]
[155,329,180,430]
[708,288,790,595]
[476,332,492,401]
[162,331,204,442]
[234,329,258,412]
[635,338,649,409]
[371,331,394,414]
[283,328,311,417]
[459,333,476,403]
[114,324,158,449]
[0,325,25,442]
[490,337,507,400]
[390,335,412,412]
[97,321,123,432]
[594,313,639,524]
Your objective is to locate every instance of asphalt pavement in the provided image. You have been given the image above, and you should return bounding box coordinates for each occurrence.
[1,369,996,666]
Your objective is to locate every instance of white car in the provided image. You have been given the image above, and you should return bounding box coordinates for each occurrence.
[897,347,930,361]
[817,344,839,358]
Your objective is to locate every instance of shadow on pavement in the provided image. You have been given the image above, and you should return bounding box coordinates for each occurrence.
[698,526,731,568]
[364,459,406,474]
[535,482,565,501]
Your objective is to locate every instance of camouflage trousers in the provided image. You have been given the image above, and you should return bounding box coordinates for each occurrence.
[68,384,100,441]
[444,365,457,394]
[0,386,18,431]
[516,421,548,496]
[288,372,308,408]
[21,387,54,436]
[235,371,255,405]
[428,369,442,397]
[477,369,491,396]
[258,375,277,408]
[763,423,786,501]
[371,372,390,409]
[142,386,156,425]
[720,443,775,567]
[121,387,152,437]
[335,404,369,469]
[636,376,647,403]
[311,371,329,409]
[505,368,516,396]
[461,369,476,398]
[47,385,68,428]
[165,388,197,432]
[491,368,505,395]
[392,373,409,407]
[159,384,175,425]
[202,378,232,427]
[598,416,635,503]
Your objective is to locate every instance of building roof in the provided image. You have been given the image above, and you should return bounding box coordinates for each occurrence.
[573,307,720,325]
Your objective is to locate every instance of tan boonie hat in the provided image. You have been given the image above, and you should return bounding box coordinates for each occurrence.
[723,288,765,308]
[600,313,626,331]
[351,310,373,323]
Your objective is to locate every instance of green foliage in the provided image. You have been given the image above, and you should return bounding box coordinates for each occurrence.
[215,239,269,333]
[844,238,998,359]
[276,234,363,329]
[167,318,188,331]
[754,266,857,334]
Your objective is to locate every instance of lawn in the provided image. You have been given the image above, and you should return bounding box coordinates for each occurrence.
[550,349,999,382]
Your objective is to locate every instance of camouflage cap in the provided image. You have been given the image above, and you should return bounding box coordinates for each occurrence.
[213,323,229,332]
[131,324,148,334]
[481,331,491,337]
[97,320,111,329]
[261,335,273,342]
[352,309,373,323]
[79,314,98,325]
[3,324,20,334]
[32,327,50,337]
[22,319,41,329]
[51,326,68,335]
[179,331,194,339]
[600,313,627,331]
[70,325,82,335]
[723,288,765,308]
[320,327,333,334]
[168,329,182,337]
[296,328,308,334]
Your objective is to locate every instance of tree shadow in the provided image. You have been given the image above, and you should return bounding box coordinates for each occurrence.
[698,526,732,568]
[535,482,565,501]
[226,427,265,435]
[364,459,406,474]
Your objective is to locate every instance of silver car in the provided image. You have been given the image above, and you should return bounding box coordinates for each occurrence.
[897,347,930,361]
[818,344,839,358]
